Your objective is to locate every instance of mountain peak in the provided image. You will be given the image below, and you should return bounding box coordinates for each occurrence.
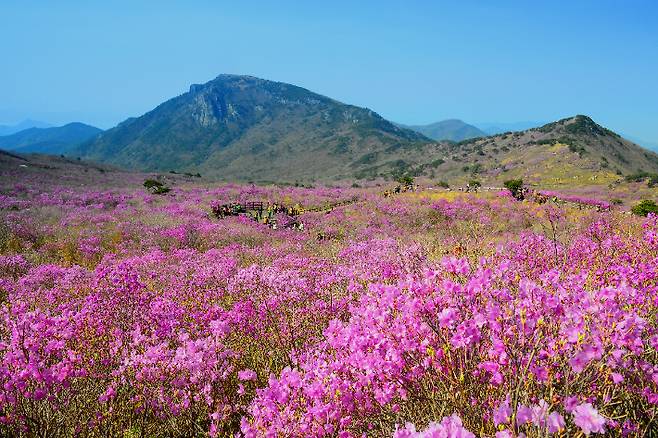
[74,74,429,181]
[534,115,618,138]
[190,74,263,92]
[401,119,486,142]
[213,73,262,81]
[572,114,595,123]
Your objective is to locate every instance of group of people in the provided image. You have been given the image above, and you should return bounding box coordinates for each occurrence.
[251,204,307,230]
[525,189,553,204]
[511,187,610,212]
[213,201,307,230]
[464,183,480,193]
[383,183,418,198]
[212,202,247,218]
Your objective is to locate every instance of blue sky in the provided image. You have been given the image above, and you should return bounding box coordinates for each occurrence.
[1,0,657,145]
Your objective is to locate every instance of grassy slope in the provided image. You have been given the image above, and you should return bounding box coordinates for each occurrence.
[396,115,658,188]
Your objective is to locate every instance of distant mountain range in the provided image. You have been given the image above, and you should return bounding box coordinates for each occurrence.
[6,74,658,185]
[0,123,102,154]
[397,119,486,142]
[74,75,658,183]
[0,119,52,136]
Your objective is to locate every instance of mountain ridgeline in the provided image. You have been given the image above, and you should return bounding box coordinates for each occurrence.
[74,75,429,182]
[71,74,658,184]
[420,115,658,185]
[398,119,486,142]
[0,119,52,136]
[0,123,102,154]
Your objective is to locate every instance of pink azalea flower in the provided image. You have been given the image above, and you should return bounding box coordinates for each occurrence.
[611,372,624,384]
[98,386,116,403]
[531,399,549,427]
[493,397,512,426]
[394,414,475,438]
[238,369,257,381]
[516,405,533,425]
[547,411,565,433]
[563,396,579,413]
[572,403,606,435]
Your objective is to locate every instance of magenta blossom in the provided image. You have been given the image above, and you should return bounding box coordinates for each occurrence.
[238,369,257,381]
[572,403,606,435]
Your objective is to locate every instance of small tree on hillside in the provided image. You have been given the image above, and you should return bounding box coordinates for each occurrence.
[397,175,414,187]
[504,179,524,200]
[648,175,658,188]
[143,179,171,195]
[631,200,658,217]
[143,179,163,189]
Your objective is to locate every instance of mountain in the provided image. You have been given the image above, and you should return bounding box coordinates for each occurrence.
[399,119,486,142]
[0,119,52,136]
[70,74,658,185]
[420,115,658,186]
[0,123,103,154]
[74,74,430,182]
[476,121,543,135]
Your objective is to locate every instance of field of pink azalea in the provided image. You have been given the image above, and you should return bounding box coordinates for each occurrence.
[0,174,657,437]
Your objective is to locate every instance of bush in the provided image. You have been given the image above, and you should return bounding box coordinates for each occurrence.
[437,181,450,188]
[568,144,587,156]
[429,158,445,168]
[143,179,164,189]
[468,180,481,188]
[625,171,652,183]
[504,179,524,200]
[624,172,658,188]
[143,179,171,195]
[631,200,658,216]
[151,186,171,195]
[648,175,658,188]
[396,175,414,186]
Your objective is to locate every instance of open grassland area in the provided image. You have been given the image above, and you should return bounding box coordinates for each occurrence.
[0,172,657,437]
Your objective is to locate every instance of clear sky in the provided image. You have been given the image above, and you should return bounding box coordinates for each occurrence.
[1,0,657,145]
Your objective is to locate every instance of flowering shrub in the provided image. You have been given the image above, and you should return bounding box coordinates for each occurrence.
[0,177,656,436]
[539,190,612,210]
[243,223,658,436]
